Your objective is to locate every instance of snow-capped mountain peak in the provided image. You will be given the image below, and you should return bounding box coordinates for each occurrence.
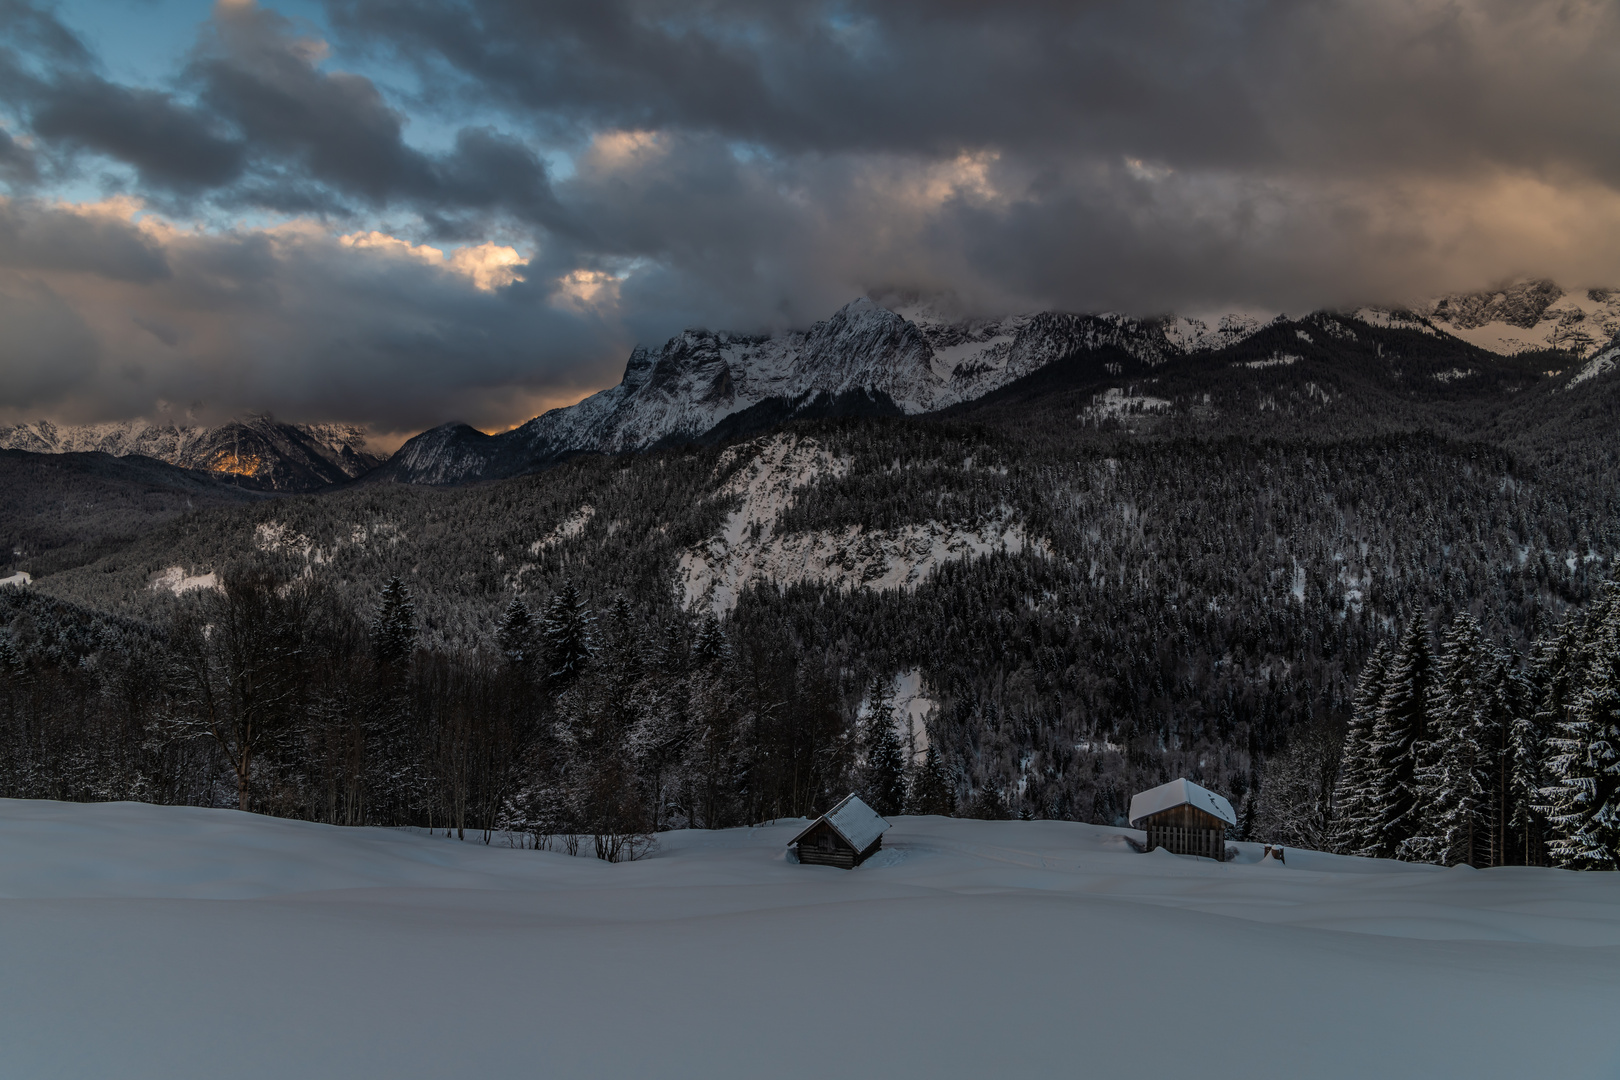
[1423,281,1620,357]
[377,296,1289,484]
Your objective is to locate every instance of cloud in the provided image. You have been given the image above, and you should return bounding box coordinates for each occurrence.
[3,0,1620,437]
[0,197,628,435]
[29,76,245,189]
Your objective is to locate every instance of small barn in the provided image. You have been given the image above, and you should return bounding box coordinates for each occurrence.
[788,793,890,869]
[1128,778,1236,861]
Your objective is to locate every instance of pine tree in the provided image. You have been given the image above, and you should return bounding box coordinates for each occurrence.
[1514,616,1582,865]
[495,596,534,670]
[1367,616,1434,858]
[858,679,907,817]
[1403,615,1491,865]
[692,612,727,669]
[370,576,418,667]
[1332,640,1389,855]
[906,742,956,816]
[1543,596,1620,869]
[540,581,594,694]
[965,784,1010,820]
[0,631,25,688]
[1505,649,1547,865]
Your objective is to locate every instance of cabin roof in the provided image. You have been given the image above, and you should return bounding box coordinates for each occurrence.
[788,793,890,853]
[1128,778,1237,828]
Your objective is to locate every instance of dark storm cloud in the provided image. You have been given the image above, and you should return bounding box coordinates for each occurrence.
[0,196,170,280]
[0,0,569,229]
[2,0,1620,437]
[327,0,1620,181]
[0,126,37,184]
[30,76,245,188]
[0,197,628,435]
[186,2,573,230]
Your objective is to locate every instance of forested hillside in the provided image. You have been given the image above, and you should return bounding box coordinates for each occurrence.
[3,317,1619,864]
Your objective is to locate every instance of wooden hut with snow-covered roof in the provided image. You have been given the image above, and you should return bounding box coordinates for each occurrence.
[1128,779,1236,861]
[788,793,890,869]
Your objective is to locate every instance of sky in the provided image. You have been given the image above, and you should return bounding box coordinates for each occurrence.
[3,0,1620,444]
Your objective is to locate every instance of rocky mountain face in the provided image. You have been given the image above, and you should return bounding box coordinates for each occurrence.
[1424,280,1620,357]
[0,415,383,492]
[374,298,1272,485]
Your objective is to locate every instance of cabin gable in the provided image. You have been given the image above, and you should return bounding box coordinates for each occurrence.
[788,794,890,869]
[1128,778,1235,861]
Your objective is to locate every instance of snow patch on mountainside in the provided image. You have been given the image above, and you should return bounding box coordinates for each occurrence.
[0,571,30,589]
[1566,343,1619,388]
[1351,308,1438,336]
[680,515,1043,614]
[1160,313,1265,352]
[857,668,935,760]
[892,668,935,759]
[150,567,220,595]
[679,434,1043,613]
[255,521,326,563]
[529,505,596,554]
[1237,353,1301,369]
[1080,388,1172,424]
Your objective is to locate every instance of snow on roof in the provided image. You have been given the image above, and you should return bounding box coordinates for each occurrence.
[1128,779,1237,828]
[788,793,890,853]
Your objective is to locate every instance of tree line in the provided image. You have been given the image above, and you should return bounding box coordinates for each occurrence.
[0,566,959,859]
[1251,580,1620,869]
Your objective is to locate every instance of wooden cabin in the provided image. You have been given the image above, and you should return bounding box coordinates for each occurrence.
[1128,778,1236,861]
[788,793,890,869]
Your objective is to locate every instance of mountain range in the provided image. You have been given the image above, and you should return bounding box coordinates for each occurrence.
[374,281,1617,485]
[0,414,382,492]
[3,279,1616,493]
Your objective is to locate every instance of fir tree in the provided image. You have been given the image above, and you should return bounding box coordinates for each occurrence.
[1543,596,1620,869]
[965,784,1010,820]
[858,679,907,817]
[1403,615,1491,865]
[370,576,418,667]
[1505,650,1547,865]
[540,581,594,694]
[1514,616,1582,865]
[495,596,534,670]
[692,612,727,669]
[1332,640,1389,856]
[1368,616,1434,858]
[906,743,956,816]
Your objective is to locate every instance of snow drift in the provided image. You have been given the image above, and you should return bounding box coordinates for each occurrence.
[1,799,1616,1080]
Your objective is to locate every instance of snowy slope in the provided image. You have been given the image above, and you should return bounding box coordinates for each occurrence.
[676,434,1044,613]
[1,798,1617,1080]
[381,298,1269,484]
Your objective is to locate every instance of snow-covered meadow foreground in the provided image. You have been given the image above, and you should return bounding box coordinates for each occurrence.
[1,800,1617,1079]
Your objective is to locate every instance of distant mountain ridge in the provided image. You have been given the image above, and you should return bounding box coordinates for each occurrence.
[371,298,1275,485]
[8,283,1612,493]
[0,415,382,492]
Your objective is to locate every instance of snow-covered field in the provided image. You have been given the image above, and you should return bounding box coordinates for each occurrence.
[1,800,1616,1079]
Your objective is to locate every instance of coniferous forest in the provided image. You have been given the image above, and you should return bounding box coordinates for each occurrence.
[3,323,1620,866]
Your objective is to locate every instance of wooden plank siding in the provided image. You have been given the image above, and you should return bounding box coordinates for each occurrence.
[1142,805,1228,860]
[792,820,883,869]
